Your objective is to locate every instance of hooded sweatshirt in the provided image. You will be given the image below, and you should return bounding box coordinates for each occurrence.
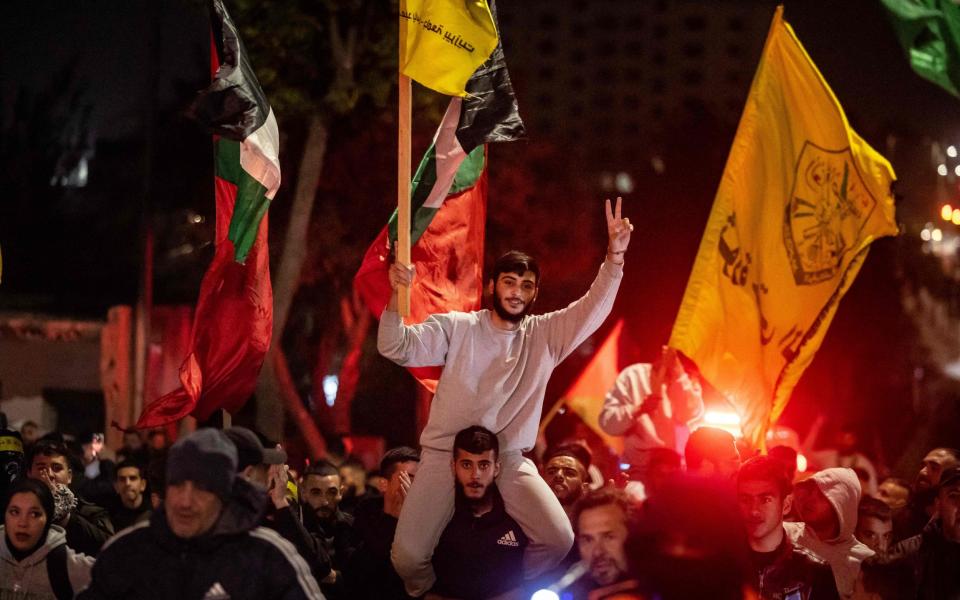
[0,524,94,599]
[784,468,874,599]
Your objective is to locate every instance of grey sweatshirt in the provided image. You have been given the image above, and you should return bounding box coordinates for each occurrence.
[378,259,623,452]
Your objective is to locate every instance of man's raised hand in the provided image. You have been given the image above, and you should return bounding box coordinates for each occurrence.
[606,196,633,258]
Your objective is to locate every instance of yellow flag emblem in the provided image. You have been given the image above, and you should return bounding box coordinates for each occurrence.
[400,0,498,96]
[668,7,898,446]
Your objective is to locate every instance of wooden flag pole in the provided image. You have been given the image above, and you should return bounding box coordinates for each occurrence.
[397,4,412,317]
[398,74,412,317]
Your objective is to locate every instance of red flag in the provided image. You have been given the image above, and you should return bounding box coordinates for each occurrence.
[354,169,487,391]
[137,180,272,427]
[136,1,278,428]
[545,320,627,453]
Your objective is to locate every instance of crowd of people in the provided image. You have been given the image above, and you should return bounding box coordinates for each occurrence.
[0,201,957,600]
[0,417,957,600]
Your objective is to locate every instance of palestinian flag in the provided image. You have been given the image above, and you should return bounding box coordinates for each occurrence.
[137,0,279,427]
[354,3,524,391]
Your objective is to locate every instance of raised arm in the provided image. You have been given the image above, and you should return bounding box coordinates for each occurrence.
[539,197,633,360]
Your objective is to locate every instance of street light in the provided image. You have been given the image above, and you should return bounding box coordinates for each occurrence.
[943,204,953,221]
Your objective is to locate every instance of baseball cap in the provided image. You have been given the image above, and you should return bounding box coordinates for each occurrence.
[224,427,287,471]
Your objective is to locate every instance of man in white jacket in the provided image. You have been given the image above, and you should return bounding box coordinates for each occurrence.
[379,198,632,596]
[784,467,875,599]
[600,347,704,488]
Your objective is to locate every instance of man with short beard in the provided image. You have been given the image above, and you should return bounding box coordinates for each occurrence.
[894,447,958,542]
[567,487,636,598]
[543,442,592,522]
[109,460,151,531]
[380,199,632,596]
[430,426,527,600]
[301,461,359,599]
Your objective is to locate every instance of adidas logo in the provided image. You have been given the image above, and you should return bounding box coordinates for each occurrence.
[497,530,519,547]
[203,582,230,599]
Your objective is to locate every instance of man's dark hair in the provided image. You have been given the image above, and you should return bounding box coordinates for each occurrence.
[25,439,74,472]
[858,496,892,522]
[380,446,420,480]
[114,459,144,479]
[932,447,960,461]
[303,460,340,480]
[572,486,634,534]
[767,446,797,478]
[544,442,592,474]
[685,427,738,470]
[737,456,792,499]
[491,251,540,286]
[453,426,499,459]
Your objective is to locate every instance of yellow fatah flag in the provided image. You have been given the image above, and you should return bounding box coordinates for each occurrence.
[400,0,498,96]
[668,7,897,447]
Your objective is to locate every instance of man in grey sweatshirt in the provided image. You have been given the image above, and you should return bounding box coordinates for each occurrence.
[378,198,632,596]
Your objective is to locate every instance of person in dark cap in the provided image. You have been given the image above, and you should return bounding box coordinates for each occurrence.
[224,427,334,584]
[77,428,323,600]
[542,442,593,522]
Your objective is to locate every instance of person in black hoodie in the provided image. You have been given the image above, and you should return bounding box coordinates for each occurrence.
[77,428,323,600]
[737,456,838,599]
[301,461,359,599]
[430,426,527,600]
[344,446,420,599]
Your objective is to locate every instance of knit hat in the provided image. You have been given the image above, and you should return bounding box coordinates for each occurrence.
[166,429,238,499]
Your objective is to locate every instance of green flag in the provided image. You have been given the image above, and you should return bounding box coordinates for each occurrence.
[880,0,960,97]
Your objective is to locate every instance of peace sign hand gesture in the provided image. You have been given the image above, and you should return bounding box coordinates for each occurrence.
[606,196,633,258]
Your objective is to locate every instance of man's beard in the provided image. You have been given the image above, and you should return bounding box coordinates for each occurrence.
[456,481,493,506]
[492,290,533,323]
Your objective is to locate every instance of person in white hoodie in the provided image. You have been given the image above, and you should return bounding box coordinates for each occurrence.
[1,477,94,599]
[784,467,874,599]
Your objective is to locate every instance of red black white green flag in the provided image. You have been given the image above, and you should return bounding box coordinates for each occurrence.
[138,0,279,427]
[354,5,524,391]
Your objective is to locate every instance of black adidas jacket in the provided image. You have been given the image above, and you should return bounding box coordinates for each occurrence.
[431,486,527,600]
[76,478,324,600]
